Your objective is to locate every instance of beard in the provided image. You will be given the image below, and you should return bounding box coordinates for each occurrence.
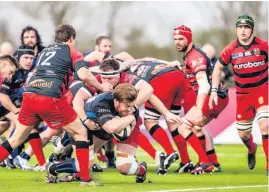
[177,45,188,52]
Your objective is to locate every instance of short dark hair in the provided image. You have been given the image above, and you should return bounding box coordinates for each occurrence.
[0,55,19,69]
[95,36,111,46]
[114,83,138,103]
[20,25,44,53]
[55,24,76,43]
[99,58,120,72]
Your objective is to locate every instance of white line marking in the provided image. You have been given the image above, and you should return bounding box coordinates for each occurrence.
[147,185,268,192]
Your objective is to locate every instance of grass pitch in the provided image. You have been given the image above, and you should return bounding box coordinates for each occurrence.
[0,144,268,192]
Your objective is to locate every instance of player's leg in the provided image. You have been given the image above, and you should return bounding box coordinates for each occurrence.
[177,108,214,174]
[0,93,38,165]
[115,124,147,183]
[257,106,268,174]
[104,140,116,168]
[255,85,268,174]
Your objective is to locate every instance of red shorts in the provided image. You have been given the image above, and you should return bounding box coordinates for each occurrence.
[183,88,229,119]
[236,84,268,121]
[18,93,77,129]
[118,117,142,148]
[145,70,185,111]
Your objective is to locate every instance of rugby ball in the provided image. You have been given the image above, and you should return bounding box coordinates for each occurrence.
[112,116,132,141]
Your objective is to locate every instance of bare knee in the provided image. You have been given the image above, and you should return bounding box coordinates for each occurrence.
[258,119,268,135]
[116,164,131,175]
[238,130,251,140]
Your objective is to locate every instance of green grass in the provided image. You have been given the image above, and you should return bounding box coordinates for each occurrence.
[0,144,268,192]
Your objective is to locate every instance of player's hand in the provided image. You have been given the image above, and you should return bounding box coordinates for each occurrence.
[100,82,113,92]
[84,119,99,130]
[163,111,182,124]
[209,92,218,110]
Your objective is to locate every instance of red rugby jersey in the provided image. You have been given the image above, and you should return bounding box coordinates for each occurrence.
[219,37,268,94]
[183,45,212,92]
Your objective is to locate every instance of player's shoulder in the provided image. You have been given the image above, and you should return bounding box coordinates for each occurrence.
[254,37,268,47]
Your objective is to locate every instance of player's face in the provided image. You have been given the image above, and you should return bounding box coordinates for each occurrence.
[0,61,16,80]
[19,54,34,70]
[23,30,37,47]
[98,39,112,54]
[174,34,188,52]
[114,100,136,117]
[236,25,252,41]
[101,73,120,88]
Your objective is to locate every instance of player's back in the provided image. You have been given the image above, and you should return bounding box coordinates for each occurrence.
[128,61,178,83]
[26,43,74,98]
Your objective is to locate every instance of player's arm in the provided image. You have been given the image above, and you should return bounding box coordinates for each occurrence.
[95,103,136,134]
[195,70,210,110]
[72,86,92,121]
[147,94,182,124]
[133,80,153,107]
[209,45,231,109]
[75,62,112,92]
[0,93,19,114]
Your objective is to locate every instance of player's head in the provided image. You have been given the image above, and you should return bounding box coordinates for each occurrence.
[55,24,76,47]
[17,45,34,70]
[173,25,192,52]
[236,15,254,41]
[0,55,18,80]
[20,26,43,49]
[95,36,112,54]
[201,43,216,60]
[99,58,120,88]
[114,83,138,117]
[0,42,14,56]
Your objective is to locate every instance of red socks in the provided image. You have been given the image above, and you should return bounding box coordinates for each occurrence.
[28,133,46,166]
[171,130,190,164]
[186,133,210,164]
[75,141,90,181]
[262,135,268,170]
[138,132,156,159]
[149,125,174,155]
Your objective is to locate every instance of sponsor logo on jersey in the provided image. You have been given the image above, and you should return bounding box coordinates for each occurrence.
[231,52,244,59]
[237,114,242,119]
[245,51,252,56]
[28,79,54,88]
[234,60,266,69]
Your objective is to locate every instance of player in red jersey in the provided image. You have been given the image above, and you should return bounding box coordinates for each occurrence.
[0,24,112,187]
[173,25,229,173]
[0,55,18,88]
[209,15,268,174]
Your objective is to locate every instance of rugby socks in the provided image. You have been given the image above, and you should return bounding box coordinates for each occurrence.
[185,132,210,164]
[137,163,146,176]
[171,129,190,164]
[149,125,174,155]
[242,135,256,154]
[75,141,90,181]
[49,158,77,176]
[138,132,156,159]
[198,135,206,150]
[206,149,219,166]
[61,132,71,147]
[262,135,268,170]
[28,132,46,166]
[0,141,13,162]
[20,151,31,160]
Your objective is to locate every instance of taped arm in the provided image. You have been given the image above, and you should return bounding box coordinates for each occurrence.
[196,70,210,110]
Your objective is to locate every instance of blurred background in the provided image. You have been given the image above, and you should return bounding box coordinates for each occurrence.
[0,1,267,143]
